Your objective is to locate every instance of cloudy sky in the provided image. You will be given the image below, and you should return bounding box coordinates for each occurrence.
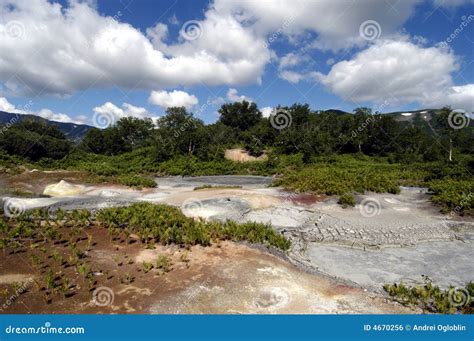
[0,0,473,126]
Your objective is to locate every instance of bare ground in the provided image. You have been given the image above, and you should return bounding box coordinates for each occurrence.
[0,238,413,314]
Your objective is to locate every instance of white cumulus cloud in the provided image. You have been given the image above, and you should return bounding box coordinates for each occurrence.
[0,97,16,112]
[213,0,420,50]
[148,90,198,110]
[93,102,151,120]
[226,88,252,102]
[317,39,473,110]
[0,0,271,96]
[260,106,273,118]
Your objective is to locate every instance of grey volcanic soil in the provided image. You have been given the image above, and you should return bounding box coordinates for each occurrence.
[2,174,473,293]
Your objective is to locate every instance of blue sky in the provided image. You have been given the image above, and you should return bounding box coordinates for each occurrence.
[0,0,473,126]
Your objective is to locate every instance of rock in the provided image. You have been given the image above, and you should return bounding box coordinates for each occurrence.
[43,180,86,197]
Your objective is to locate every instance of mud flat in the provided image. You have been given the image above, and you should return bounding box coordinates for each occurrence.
[303,236,474,291]
[0,239,412,314]
[146,242,412,314]
[278,188,473,291]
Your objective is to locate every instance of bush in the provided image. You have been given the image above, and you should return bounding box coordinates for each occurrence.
[384,277,473,314]
[275,156,403,195]
[429,179,473,215]
[155,255,172,272]
[116,175,156,189]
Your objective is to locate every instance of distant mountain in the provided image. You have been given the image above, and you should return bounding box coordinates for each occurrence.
[385,108,472,126]
[384,109,443,123]
[319,109,351,116]
[0,111,93,141]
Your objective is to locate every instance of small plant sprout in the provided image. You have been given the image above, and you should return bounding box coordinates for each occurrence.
[156,255,172,273]
[142,261,154,273]
[120,273,134,285]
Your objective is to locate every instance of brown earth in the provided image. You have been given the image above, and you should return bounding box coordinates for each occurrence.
[0,222,413,314]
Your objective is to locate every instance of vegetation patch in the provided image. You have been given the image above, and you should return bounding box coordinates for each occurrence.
[383,277,473,314]
[115,175,156,189]
[96,202,290,251]
[0,201,289,307]
[428,179,473,215]
[275,155,473,215]
[338,193,356,208]
[274,156,406,195]
[0,105,472,216]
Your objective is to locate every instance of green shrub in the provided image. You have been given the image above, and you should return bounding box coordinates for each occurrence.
[338,193,356,208]
[95,202,290,250]
[429,179,473,215]
[155,255,172,272]
[219,220,291,251]
[384,277,473,314]
[275,156,403,195]
[116,175,156,189]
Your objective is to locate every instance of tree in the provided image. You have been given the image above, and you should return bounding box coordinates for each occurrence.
[115,117,154,149]
[0,119,71,161]
[80,117,154,155]
[153,107,206,160]
[81,128,106,154]
[431,107,465,162]
[351,107,374,153]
